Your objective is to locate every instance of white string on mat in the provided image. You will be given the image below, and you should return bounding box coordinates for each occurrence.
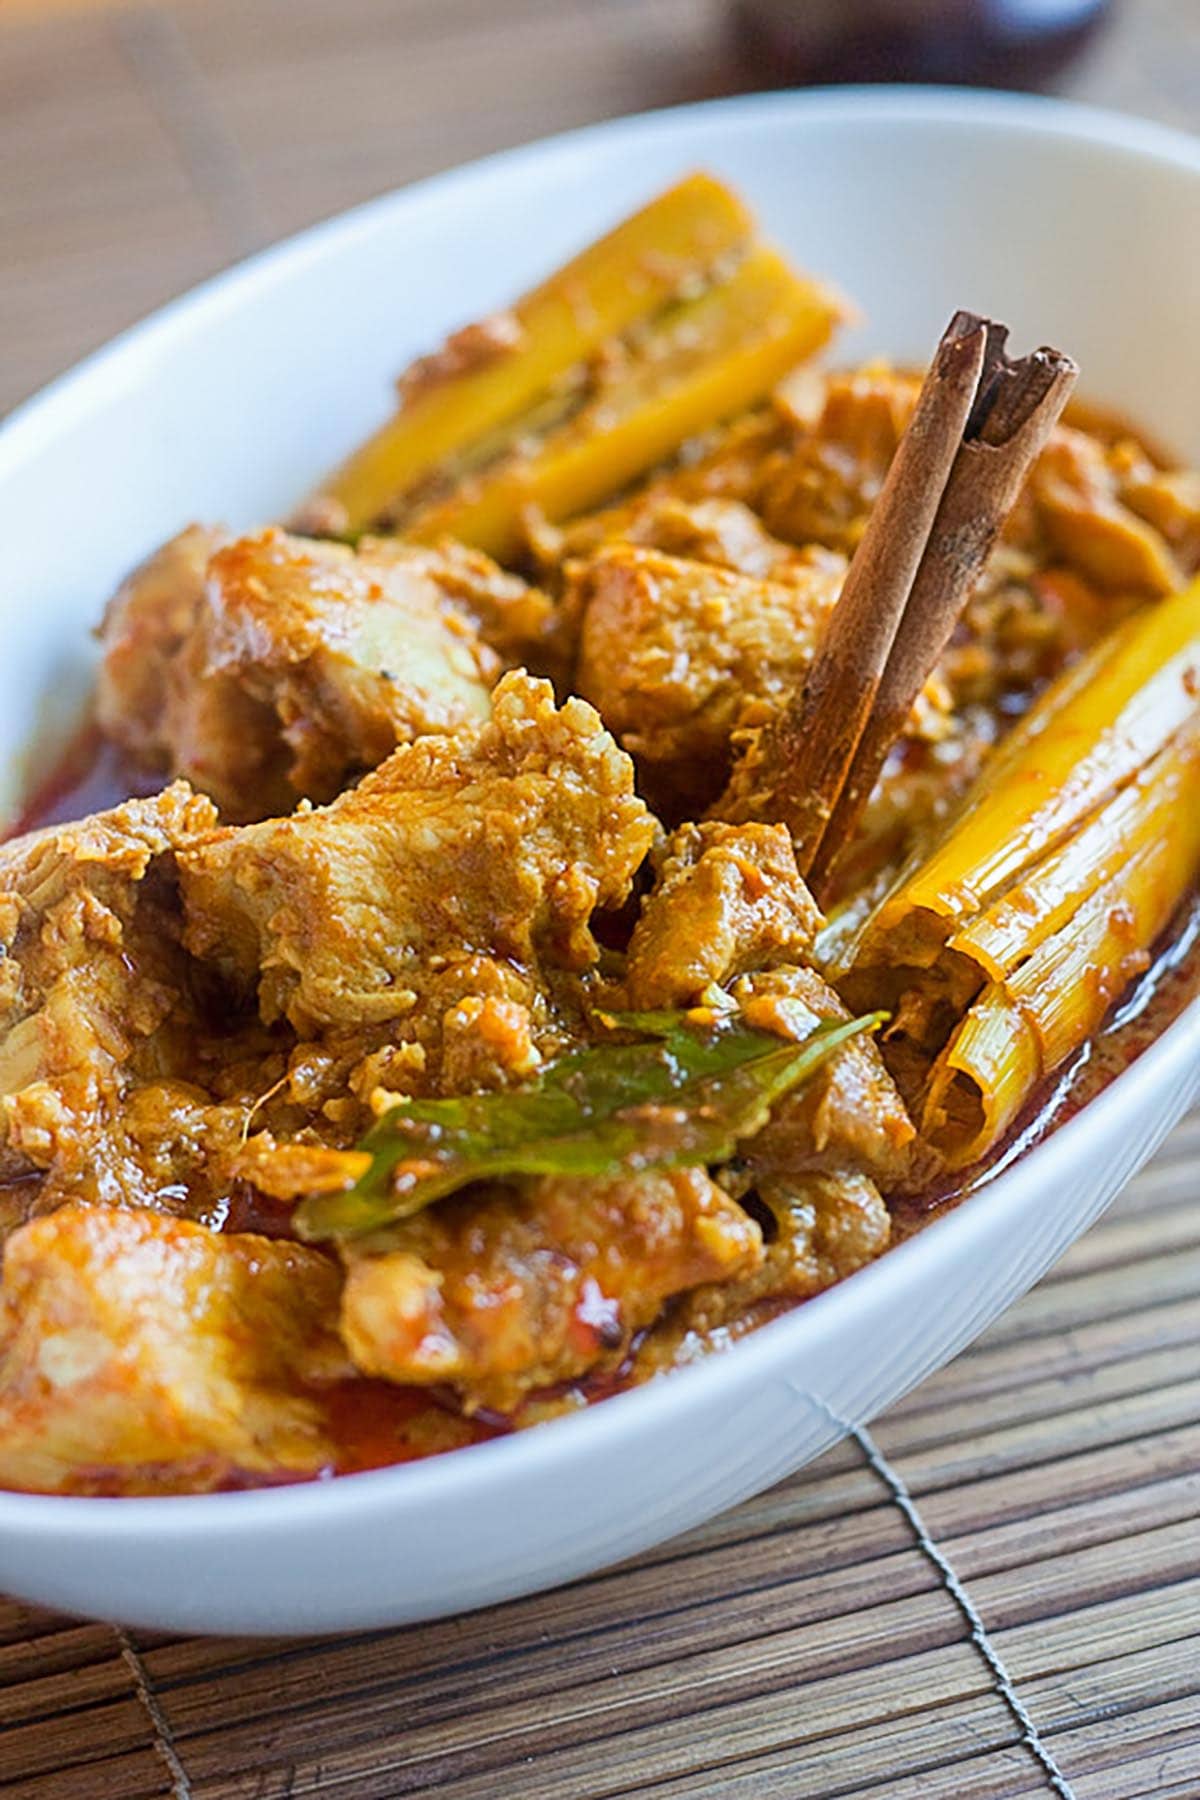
[853,1426,1079,1800]
[115,1625,194,1800]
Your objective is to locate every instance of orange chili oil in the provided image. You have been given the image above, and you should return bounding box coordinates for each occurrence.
[10,723,1200,1480]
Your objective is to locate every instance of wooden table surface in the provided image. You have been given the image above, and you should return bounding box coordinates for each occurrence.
[2,3,1200,1797]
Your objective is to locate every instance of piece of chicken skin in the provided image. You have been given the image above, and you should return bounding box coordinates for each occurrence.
[179,671,656,1036]
[0,783,229,1214]
[97,526,556,819]
[0,1205,346,1494]
[339,1165,762,1415]
[573,544,844,811]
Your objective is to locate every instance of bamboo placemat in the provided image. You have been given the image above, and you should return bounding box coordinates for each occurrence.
[4,1125,1200,1797]
[2,2,1199,1794]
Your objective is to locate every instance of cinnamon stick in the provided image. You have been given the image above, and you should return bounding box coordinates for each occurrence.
[755,311,992,872]
[741,310,1077,899]
[806,339,1077,895]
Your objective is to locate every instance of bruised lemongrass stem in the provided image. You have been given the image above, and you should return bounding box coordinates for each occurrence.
[922,723,1200,1167]
[302,173,756,535]
[849,574,1200,979]
[398,246,843,563]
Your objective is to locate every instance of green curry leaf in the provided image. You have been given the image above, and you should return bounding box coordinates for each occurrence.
[294,1009,886,1242]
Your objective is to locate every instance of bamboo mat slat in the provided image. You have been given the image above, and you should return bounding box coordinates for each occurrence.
[3,1,1200,1795]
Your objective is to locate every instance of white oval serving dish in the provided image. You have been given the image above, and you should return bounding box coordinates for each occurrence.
[0,87,1198,1636]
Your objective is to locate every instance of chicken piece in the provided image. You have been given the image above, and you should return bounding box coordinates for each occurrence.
[98,527,556,819]
[1030,428,1183,597]
[737,965,915,1190]
[560,493,818,585]
[168,529,499,817]
[624,821,821,1010]
[629,801,902,1361]
[340,1165,762,1414]
[96,524,228,763]
[398,535,565,676]
[179,671,656,1035]
[755,366,921,552]
[756,1170,890,1295]
[1114,449,1200,575]
[623,822,913,1188]
[639,1168,891,1370]
[0,1205,346,1494]
[0,784,226,1211]
[573,544,843,810]
[237,952,586,1166]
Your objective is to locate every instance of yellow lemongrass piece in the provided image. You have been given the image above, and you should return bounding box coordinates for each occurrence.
[949,734,1191,983]
[402,247,843,563]
[923,983,1041,1169]
[1010,762,1200,1069]
[859,577,1200,965]
[313,174,755,532]
[925,730,1200,1168]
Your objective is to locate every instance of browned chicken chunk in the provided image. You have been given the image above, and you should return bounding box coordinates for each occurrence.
[754,366,921,552]
[559,493,817,583]
[340,1166,761,1414]
[574,544,843,809]
[643,1168,891,1370]
[1031,427,1186,597]
[738,966,915,1191]
[1113,445,1200,574]
[624,821,821,1009]
[0,1205,346,1494]
[0,783,222,1212]
[179,671,656,1035]
[98,526,555,819]
[624,822,914,1190]
[95,523,227,764]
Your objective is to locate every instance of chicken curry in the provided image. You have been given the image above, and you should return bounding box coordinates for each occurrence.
[2,174,1198,1495]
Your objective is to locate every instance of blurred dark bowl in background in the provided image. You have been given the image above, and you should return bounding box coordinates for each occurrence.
[731,0,1115,92]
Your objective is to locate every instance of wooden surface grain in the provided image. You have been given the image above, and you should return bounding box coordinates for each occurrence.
[2,2,1199,1796]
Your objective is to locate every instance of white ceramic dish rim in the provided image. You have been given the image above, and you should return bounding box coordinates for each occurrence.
[0,85,1198,1550]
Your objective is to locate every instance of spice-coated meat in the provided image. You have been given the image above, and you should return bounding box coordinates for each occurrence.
[0,1204,345,1494]
[98,526,554,819]
[340,1166,761,1415]
[178,671,656,1035]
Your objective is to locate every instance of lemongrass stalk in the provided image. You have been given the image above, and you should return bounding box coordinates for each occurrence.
[310,174,755,533]
[1010,749,1200,1067]
[923,727,1200,1166]
[922,983,1040,1168]
[847,576,1200,977]
[400,247,843,562]
[949,749,1177,983]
